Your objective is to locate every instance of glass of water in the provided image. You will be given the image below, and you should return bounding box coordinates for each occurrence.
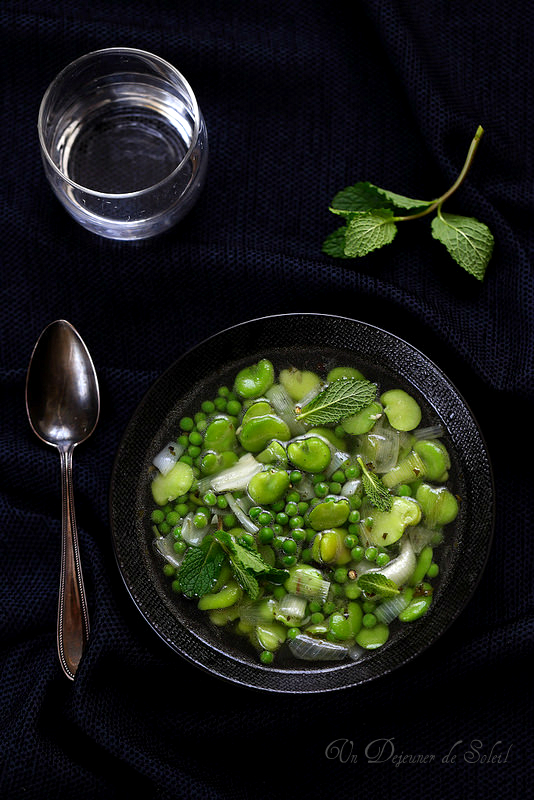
[38,48,208,240]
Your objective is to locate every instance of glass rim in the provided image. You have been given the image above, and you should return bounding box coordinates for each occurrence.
[37,47,202,199]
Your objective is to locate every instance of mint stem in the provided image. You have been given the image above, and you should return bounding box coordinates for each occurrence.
[393,126,484,223]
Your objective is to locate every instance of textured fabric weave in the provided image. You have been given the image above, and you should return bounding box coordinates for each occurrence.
[1,1,532,798]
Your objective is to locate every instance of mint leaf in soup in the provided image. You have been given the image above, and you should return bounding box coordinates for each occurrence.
[295,377,377,425]
[357,457,393,512]
[178,536,225,597]
[344,210,397,257]
[357,572,400,598]
[431,211,494,281]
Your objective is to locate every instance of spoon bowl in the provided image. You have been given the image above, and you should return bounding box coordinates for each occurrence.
[26,319,100,679]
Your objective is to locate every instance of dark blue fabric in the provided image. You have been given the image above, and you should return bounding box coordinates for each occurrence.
[1,1,532,797]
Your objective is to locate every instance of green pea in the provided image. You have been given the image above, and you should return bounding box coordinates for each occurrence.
[248,468,291,505]
[234,359,275,399]
[198,580,243,610]
[380,389,422,431]
[427,562,439,578]
[179,416,194,432]
[306,497,350,531]
[279,367,321,402]
[413,439,451,481]
[355,622,390,649]
[341,401,383,435]
[239,415,291,453]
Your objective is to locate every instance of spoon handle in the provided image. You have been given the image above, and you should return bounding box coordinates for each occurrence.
[57,445,90,680]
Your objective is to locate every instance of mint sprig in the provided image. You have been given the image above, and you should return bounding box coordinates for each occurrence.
[357,457,393,512]
[323,126,494,281]
[295,377,377,425]
[214,530,288,600]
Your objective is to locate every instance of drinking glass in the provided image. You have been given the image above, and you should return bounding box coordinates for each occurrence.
[38,48,208,240]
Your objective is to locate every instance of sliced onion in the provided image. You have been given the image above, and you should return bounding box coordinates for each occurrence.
[153,532,184,568]
[375,594,410,624]
[340,478,362,498]
[224,492,259,533]
[325,448,351,478]
[276,593,307,621]
[152,441,184,475]
[209,453,263,493]
[297,382,326,409]
[181,513,211,546]
[288,634,349,662]
[265,384,307,436]
[296,475,316,500]
[368,537,416,586]
[238,598,277,626]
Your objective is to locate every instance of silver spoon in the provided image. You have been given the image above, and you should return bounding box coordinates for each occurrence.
[25,320,100,680]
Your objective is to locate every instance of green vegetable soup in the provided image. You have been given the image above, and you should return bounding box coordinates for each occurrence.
[148,359,459,665]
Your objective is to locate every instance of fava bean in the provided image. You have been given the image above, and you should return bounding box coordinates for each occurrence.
[255,621,287,651]
[256,440,288,466]
[341,401,383,435]
[239,414,291,452]
[151,461,194,505]
[248,468,291,505]
[234,359,275,399]
[328,612,352,641]
[355,622,390,649]
[364,496,422,546]
[327,366,366,382]
[198,580,243,610]
[241,400,273,426]
[416,483,459,527]
[203,417,237,453]
[410,545,433,586]
[306,497,350,531]
[308,426,348,451]
[311,528,352,565]
[380,389,422,431]
[399,584,433,622]
[279,367,321,401]
[413,439,451,481]
[287,436,331,473]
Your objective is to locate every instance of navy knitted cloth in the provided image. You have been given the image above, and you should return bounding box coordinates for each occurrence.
[1,1,531,798]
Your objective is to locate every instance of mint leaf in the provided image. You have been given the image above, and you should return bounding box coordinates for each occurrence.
[330,182,392,214]
[431,212,494,281]
[344,210,397,257]
[295,378,377,425]
[357,572,400,598]
[322,127,494,280]
[322,227,349,258]
[178,535,225,597]
[372,186,431,211]
[214,530,289,597]
[230,557,261,600]
[357,457,393,511]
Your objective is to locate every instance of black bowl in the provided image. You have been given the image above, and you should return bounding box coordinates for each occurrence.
[109,313,494,693]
